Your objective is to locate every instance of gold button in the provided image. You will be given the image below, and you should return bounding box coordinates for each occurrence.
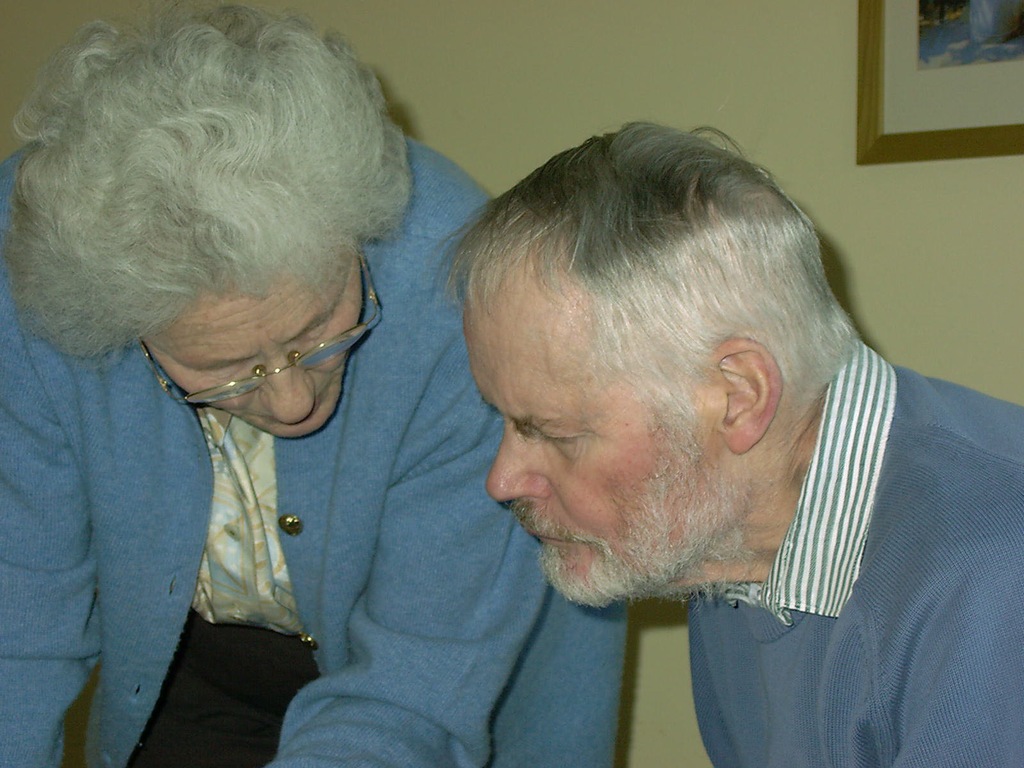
[278,514,304,536]
[299,633,319,650]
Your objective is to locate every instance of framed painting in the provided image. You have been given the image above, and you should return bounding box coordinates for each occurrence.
[857,0,1024,163]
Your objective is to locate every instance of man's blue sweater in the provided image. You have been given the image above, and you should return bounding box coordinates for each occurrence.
[690,367,1024,766]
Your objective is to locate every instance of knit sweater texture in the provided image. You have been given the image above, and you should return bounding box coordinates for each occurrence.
[690,367,1024,767]
[0,141,626,768]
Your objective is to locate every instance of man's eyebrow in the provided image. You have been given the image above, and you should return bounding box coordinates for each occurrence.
[510,415,543,438]
[510,414,577,439]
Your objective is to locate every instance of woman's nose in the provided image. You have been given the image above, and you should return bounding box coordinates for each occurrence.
[259,366,317,424]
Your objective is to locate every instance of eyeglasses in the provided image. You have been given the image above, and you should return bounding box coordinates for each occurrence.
[140,253,380,405]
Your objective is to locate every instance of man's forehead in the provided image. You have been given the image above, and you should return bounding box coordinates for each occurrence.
[468,301,594,389]
[473,264,591,334]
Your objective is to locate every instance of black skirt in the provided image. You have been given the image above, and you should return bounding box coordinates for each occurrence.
[128,610,320,768]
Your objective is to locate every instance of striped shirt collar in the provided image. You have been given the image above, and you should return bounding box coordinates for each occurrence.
[727,343,897,624]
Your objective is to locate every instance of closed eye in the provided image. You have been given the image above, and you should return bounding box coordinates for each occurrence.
[511,418,544,441]
[511,417,581,446]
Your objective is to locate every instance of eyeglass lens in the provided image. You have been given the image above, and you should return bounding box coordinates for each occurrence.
[183,261,379,404]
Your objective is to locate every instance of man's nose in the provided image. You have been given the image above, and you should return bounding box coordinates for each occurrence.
[485,424,547,502]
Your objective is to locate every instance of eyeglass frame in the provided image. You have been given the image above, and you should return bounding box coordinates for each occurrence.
[139,253,380,405]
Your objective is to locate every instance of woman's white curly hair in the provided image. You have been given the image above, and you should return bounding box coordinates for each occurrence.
[6,3,411,357]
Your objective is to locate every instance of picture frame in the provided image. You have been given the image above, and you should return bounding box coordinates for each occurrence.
[857,0,1024,164]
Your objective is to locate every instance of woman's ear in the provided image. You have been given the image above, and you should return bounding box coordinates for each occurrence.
[710,338,783,455]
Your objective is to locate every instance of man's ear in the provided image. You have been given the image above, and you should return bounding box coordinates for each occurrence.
[710,338,783,455]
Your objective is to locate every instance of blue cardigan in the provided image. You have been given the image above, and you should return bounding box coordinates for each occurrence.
[689,367,1024,766]
[0,142,626,768]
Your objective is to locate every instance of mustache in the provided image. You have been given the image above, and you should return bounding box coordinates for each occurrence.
[509,498,588,544]
[509,498,542,531]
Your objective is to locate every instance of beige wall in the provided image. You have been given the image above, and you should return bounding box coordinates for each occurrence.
[4,3,1021,767]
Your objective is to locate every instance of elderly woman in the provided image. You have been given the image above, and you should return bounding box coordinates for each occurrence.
[0,5,625,767]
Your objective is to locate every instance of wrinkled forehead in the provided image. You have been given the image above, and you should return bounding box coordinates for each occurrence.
[152,268,355,358]
[466,253,587,323]
[464,265,600,389]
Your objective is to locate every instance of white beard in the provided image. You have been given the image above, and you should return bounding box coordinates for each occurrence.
[512,442,754,607]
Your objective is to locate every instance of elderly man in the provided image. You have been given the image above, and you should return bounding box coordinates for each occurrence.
[452,122,1024,767]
